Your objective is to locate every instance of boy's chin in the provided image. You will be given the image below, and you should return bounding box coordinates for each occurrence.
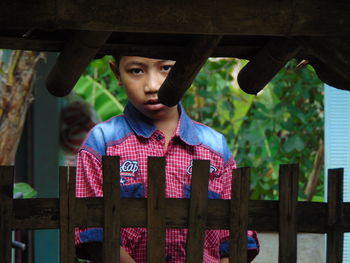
[143,108,177,121]
[143,111,167,120]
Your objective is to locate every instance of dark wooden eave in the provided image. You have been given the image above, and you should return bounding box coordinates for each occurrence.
[0,0,350,100]
[1,0,349,36]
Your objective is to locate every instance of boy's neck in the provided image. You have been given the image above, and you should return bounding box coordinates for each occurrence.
[153,108,180,148]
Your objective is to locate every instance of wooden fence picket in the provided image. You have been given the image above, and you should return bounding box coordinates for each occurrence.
[102,156,121,263]
[59,166,69,263]
[278,164,298,263]
[68,167,76,262]
[186,160,210,263]
[229,167,250,263]
[327,168,344,263]
[3,160,350,263]
[147,157,166,263]
[59,166,76,263]
[0,166,14,263]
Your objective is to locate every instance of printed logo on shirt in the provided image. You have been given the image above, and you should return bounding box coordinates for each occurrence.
[186,160,219,181]
[120,160,139,178]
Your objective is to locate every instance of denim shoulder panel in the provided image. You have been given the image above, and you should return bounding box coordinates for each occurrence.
[194,123,232,163]
[83,115,132,157]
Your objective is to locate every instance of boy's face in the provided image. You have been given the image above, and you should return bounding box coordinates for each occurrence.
[111,56,177,120]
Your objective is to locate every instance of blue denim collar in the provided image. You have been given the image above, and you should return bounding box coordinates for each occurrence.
[124,102,201,146]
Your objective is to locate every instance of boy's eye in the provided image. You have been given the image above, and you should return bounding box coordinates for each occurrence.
[161,65,173,72]
[128,68,144,75]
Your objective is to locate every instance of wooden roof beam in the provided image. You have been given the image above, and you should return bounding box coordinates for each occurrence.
[0,0,349,36]
[0,36,260,60]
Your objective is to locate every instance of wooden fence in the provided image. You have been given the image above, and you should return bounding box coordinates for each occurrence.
[0,156,348,263]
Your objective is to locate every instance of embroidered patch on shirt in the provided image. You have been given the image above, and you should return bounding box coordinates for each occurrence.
[186,160,218,180]
[120,177,127,185]
[120,160,139,178]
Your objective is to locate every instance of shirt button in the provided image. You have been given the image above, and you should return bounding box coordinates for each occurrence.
[156,134,163,141]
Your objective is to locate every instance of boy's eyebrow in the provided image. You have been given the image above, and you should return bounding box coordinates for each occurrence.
[124,60,175,67]
[160,60,176,64]
[125,61,145,67]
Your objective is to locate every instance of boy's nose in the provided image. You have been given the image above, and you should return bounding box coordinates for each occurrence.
[145,72,162,94]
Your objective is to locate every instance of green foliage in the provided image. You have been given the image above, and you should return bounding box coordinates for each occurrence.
[13,183,37,198]
[237,62,324,200]
[73,57,324,200]
[74,56,127,120]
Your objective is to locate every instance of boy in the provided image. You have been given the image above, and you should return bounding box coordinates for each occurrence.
[75,56,259,262]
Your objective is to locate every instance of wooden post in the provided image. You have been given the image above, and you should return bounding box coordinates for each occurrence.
[278,164,298,263]
[327,168,344,263]
[158,35,222,107]
[59,166,76,263]
[0,166,14,263]
[186,160,210,263]
[229,167,250,263]
[147,157,166,262]
[102,156,120,263]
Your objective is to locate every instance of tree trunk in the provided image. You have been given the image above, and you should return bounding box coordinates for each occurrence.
[0,50,46,165]
[305,139,324,201]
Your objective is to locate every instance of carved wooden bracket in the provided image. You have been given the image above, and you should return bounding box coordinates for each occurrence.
[46,30,111,97]
[158,35,223,107]
[299,37,350,91]
[237,37,301,95]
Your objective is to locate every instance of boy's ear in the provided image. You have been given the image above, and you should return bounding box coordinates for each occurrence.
[109,61,122,85]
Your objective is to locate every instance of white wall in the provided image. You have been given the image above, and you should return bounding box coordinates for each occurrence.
[324,84,350,262]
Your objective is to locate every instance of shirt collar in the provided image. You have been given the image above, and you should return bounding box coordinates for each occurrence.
[124,102,201,146]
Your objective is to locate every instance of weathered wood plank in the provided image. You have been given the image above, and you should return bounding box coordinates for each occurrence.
[68,167,77,262]
[103,43,259,60]
[147,157,166,262]
[327,168,344,263]
[0,166,14,263]
[158,35,222,107]
[278,164,298,263]
[0,0,349,36]
[11,198,348,232]
[59,167,76,263]
[11,198,350,233]
[0,36,260,59]
[13,198,59,229]
[185,160,210,263]
[0,37,64,52]
[0,0,56,30]
[102,156,120,263]
[59,167,69,263]
[229,168,250,263]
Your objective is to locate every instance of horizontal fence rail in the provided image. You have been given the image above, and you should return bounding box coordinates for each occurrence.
[0,157,348,263]
[10,198,350,232]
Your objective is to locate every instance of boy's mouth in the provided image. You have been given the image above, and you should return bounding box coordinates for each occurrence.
[144,99,165,111]
[145,99,160,105]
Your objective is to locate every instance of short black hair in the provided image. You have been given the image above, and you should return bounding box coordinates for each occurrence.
[112,55,122,63]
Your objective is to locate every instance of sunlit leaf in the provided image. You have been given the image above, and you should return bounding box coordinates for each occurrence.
[283,135,305,152]
[14,183,37,199]
[74,75,124,120]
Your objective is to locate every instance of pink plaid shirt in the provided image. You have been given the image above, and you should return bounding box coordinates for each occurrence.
[75,103,259,262]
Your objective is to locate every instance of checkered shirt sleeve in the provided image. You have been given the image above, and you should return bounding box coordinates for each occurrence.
[75,150,103,245]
